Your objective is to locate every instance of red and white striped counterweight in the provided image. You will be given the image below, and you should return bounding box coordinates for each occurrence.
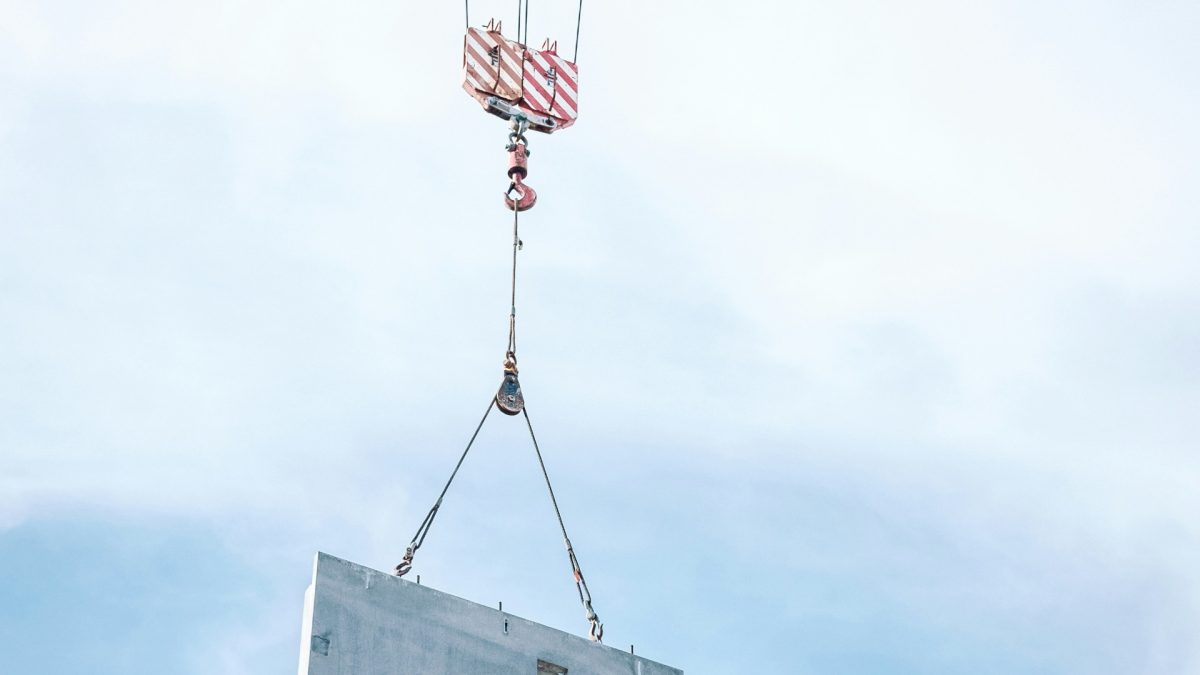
[463,19,579,134]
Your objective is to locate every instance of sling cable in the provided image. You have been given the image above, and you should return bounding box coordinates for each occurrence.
[393,0,603,643]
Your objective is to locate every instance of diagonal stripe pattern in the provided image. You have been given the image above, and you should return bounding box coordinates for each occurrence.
[462,23,580,132]
[523,48,578,122]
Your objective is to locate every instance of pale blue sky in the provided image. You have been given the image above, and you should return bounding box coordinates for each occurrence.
[2,1,1198,673]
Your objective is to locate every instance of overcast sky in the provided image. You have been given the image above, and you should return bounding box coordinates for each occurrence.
[2,1,1199,673]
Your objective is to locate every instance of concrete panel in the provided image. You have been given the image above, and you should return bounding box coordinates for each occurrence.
[298,552,683,675]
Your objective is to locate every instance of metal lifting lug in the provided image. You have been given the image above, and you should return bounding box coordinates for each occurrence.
[504,143,537,211]
[495,352,525,415]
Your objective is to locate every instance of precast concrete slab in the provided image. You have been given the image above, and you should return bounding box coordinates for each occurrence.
[298,552,683,675]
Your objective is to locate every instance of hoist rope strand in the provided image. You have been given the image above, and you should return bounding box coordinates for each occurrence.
[507,198,519,355]
[522,406,604,641]
[573,0,583,61]
[465,0,469,30]
[524,0,530,44]
[394,398,496,574]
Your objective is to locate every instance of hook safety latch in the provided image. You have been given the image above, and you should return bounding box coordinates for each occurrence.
[504,143,537,212]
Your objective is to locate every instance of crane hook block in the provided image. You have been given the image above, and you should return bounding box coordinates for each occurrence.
[495,354,525,415]
[463,19,579,134]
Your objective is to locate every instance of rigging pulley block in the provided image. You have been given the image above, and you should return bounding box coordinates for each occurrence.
[496,351,525,415]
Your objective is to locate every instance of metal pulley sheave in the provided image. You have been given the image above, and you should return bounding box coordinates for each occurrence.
[496,352,524,415]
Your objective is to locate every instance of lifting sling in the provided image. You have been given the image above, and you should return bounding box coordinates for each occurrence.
[393,0,603,643]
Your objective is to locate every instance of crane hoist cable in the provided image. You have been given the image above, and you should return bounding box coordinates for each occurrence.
[393,2,602,643]
[465,1,584,71]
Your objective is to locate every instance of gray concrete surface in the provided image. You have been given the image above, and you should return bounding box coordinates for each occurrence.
[298,552,683,675]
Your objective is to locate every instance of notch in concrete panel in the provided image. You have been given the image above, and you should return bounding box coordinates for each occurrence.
[537,660,568,674]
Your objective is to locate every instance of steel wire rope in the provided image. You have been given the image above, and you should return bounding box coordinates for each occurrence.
[394,398,497,576]
[522,406,604,641]
[507,193,520,355]
[573,0,582,61]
